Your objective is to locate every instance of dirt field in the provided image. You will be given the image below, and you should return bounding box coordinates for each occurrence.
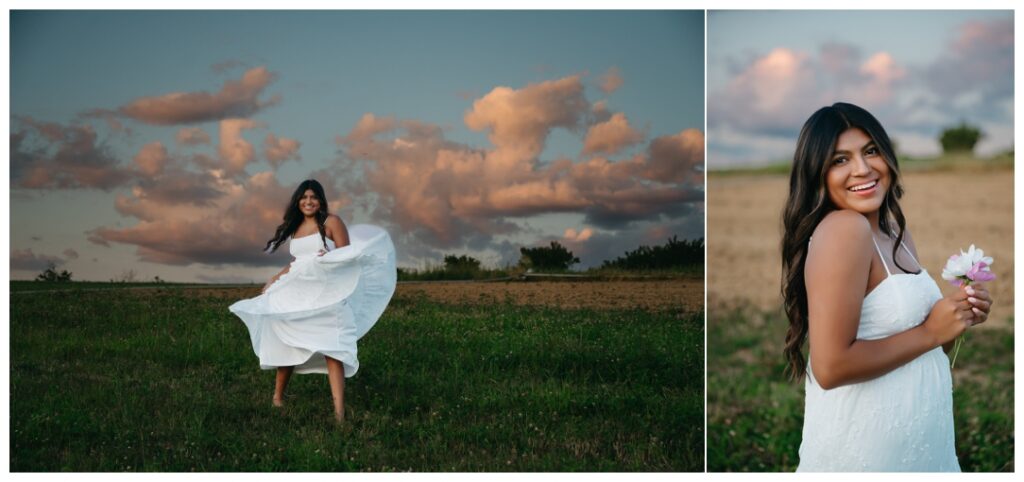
[396,279,703,312]
[187,279,703,313]
[708,169,1014,326]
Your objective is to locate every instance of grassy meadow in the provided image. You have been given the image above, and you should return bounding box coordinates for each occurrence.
[707,305,1014,472]
[10,281,703,471]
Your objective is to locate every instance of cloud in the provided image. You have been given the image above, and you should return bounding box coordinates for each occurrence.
[263,133,301,168]
[563,227,594,242]
[338,75,703,252]
[89,170,347,267]
[63,248,79,259]
[598,66,624,94]
[10,248,67,271]
[119,66,279,125]
[464,75,588,170]
[709,17,1014,167]
[926,18,1013,100]
[114,168,227,221]
[79,108,133,136]
[582,112,645,155]
[11,116,135,190]
[176,127,211,146]
[133,141,169,176]
[218,118,261,175]
[645,129,704,183]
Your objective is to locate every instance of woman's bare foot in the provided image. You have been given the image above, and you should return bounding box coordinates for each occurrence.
[334,409,344,423]
[273,396,284,407]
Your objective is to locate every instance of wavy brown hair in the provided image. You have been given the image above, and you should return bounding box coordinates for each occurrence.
[781,102,916,380]
[264,179,330,253]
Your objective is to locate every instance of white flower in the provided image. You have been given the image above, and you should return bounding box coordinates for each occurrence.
[942,244,995,286]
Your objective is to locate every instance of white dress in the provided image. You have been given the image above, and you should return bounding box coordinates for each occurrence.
[797,240,960,472]
[229,224,396,377]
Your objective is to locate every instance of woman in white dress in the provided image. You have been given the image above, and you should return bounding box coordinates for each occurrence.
[780,103,993,471]
[229,179,396,422]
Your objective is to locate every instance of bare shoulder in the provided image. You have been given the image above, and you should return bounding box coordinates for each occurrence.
[324,214,350,247]
[807,210,872,269]
[325,214,347,231]
[813,209,871,243]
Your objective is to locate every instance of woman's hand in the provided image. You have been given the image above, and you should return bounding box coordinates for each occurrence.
[924,290,974,347]
[965,283,992,327]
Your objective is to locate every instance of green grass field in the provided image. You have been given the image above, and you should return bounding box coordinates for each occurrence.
[707,305,1014,472]
[10,284,703,471]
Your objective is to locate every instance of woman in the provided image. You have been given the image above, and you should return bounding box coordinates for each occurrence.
[780,103,993,471]
[229,179,396,422]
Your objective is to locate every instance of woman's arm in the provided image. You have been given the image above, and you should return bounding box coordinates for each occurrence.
[805,210,972,389]
[262,259,295,293]
[324,214,350,250]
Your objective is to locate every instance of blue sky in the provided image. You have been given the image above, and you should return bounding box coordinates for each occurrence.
[10,10,704,282]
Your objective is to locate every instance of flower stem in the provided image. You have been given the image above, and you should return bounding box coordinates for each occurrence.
[950,332,967,369]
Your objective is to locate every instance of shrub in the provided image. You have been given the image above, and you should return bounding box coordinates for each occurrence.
[519,241,579,272]
[940,122,983,154]
[35,263,72,282]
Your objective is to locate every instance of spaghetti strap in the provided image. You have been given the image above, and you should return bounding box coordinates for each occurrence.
[871,237,891,276]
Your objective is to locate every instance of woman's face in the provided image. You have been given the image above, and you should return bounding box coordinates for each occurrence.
[825,127,890,217]
[298,189,321,217]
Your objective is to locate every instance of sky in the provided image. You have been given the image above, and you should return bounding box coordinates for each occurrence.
[9,10,705,283]
[708,10,1014,168]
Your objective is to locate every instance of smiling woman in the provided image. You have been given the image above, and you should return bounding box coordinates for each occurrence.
[228,179,397,423]
[780,103,993,471]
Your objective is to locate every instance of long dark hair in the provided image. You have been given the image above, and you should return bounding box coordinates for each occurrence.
[264,179,330,253]
[781,102,916,380]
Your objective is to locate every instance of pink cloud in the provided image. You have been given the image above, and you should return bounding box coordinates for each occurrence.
[119,66,279,125]
[582,112,645,155]
[263,133,301,168]
[464,75,588,170]
[709,44,909,136]
[598,66,624,94]
[564,227,594,242]
[338,77,702,248]
[176,127,211,146]
[133,141,169,176]
[218,118,261,174]
[645,129,704,183]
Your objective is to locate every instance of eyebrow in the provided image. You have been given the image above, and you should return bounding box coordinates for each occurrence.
[832,142,877,156]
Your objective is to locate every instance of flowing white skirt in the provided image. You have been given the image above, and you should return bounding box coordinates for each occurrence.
[229,225,396,376]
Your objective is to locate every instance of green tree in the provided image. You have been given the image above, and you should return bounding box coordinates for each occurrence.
[519,241,580,272]
[443,254,482,278]
[35,262,72,282]
[939,122,983,154]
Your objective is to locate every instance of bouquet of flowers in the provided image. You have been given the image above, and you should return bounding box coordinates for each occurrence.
[941,245,995,368]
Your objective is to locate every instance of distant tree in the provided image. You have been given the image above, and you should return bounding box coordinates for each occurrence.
[443,254,482,278]
[153,275,164,284]
[940,122,983,154]
[519,241,580,271]
[35,262,72,282]
[601,236,703,270]
[443,254,481,272]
